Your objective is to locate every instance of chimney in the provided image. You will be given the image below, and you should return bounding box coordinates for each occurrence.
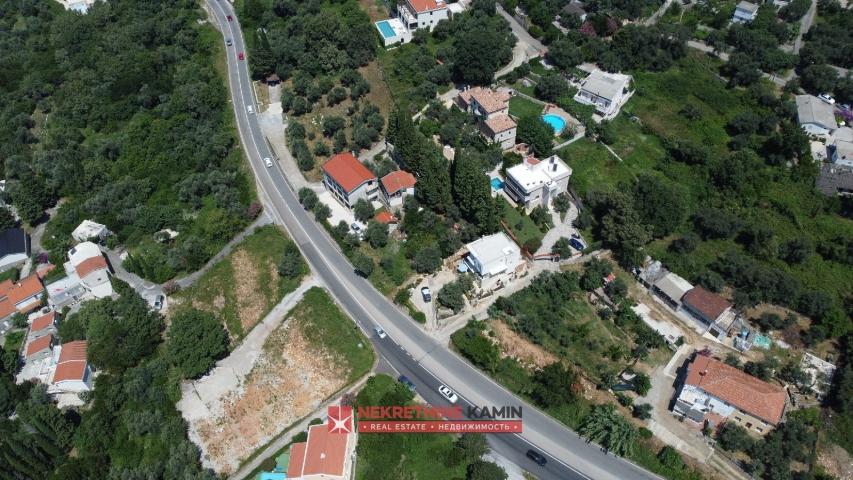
[552,164,557,172]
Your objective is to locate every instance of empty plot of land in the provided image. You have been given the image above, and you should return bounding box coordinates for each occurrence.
[178,286,373,474]
[170,225,306,340]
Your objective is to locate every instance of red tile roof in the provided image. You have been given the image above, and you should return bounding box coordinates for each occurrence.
[52,341,88,383]
[0,275,45,318]
[58,341,87,363]
[3,275,45,305]
[407,0,445,12]
[685,355,786,425]
[301,424,349,477]
[374,211,398,224]
[30,311,56,332]
[53,360,87,383]
[483,114,517,135]
[287,442,307,478]
[75,255,109,279]
[682,286,731,321]
[380,170,416,195]
[322,153,377,194]
[25,334,53,358]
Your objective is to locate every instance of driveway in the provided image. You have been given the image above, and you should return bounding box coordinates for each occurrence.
[495,5,546,78]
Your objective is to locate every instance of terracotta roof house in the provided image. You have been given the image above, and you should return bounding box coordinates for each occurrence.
[457,87,511,119]
[0,275,45,320]
[380,170,416,208]
[481,115,518,150]
[65,242,113,299]
[674,355,786,434]
[682,286,737,340]
[29,311,58,339]
[322,153,380,209]
[398,0,449,32]
[49,340,93,394]
[457,87,517,149]
[25,334,54,360]
[285,424,355,480]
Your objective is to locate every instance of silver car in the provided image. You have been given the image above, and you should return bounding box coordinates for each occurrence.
[438,385,458,403]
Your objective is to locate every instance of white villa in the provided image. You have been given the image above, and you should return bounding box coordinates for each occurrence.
[573,69,634,120]
[464,233,523,291]
[504,154,571,210]
[55,0,99,13]
[399,0,450,31]
[732,1,760,23]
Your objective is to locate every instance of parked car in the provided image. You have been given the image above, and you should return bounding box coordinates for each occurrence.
[226,38,232,46]
[438,385,458,403]
[398,375,416,391]
[247,105,254,114]
[526,449,547,466]
[569,237,585,252]
[238,51,244,61]
[819,93,835,104]
[226,15,232,21]
[264,157,273,168]
[374,326,387,339]
[420,286,432,302]
[153,295,164,310]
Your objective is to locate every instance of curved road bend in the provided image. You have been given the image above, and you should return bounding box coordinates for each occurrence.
[206,2,660,479]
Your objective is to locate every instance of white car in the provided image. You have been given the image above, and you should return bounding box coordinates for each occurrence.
[818,93,835,105]
[374,326,387,339]
[247,105,254,114]
[438,385,458,403]
[264,157,273,168]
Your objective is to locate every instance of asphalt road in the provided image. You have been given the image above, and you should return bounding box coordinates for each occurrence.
[206,2,659,479]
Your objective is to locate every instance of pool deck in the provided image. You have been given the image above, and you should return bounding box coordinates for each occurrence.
[375,18,411,47]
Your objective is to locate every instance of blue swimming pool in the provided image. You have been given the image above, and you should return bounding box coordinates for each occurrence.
[490,178,504,190]
[376,20,396,39]
[542,113,566,134]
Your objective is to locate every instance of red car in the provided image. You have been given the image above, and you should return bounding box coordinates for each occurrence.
[226,15,232,21]
[238,52,244,61]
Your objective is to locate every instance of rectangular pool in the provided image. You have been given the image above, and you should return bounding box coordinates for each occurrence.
[376,20,396,39]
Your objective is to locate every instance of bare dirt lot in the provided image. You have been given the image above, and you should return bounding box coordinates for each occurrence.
[182,291,347,474]
[491,319,558,369]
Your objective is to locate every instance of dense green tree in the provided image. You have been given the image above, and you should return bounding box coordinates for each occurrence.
[168,309,228,379]
[452,151,498,233]
[517,115,554,157]
[85,292,164,372]
[467,460,508,480]
[352,252,374,277]
[298,187,318,211]
[353,199,375,223]
[632,372,651,396]
[631,174,686,237]
[579,404,637,456]
[437,277,473,313]
[553,237,573,258]
[535,73,570,102]
[532,362,577,408]
[412,246,443,274]
[278,242,305,278]
[364,221,389,249]
[0,207,16,231]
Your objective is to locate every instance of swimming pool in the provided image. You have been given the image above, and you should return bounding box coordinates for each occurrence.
[542,113,566,134]
[490,178,504,190]
[376,20,396,39]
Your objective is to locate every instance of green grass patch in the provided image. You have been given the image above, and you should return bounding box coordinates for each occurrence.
[289,287,374,382]
[499,198,544,248]
[509,96,544,118]
[172,225,306,341]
